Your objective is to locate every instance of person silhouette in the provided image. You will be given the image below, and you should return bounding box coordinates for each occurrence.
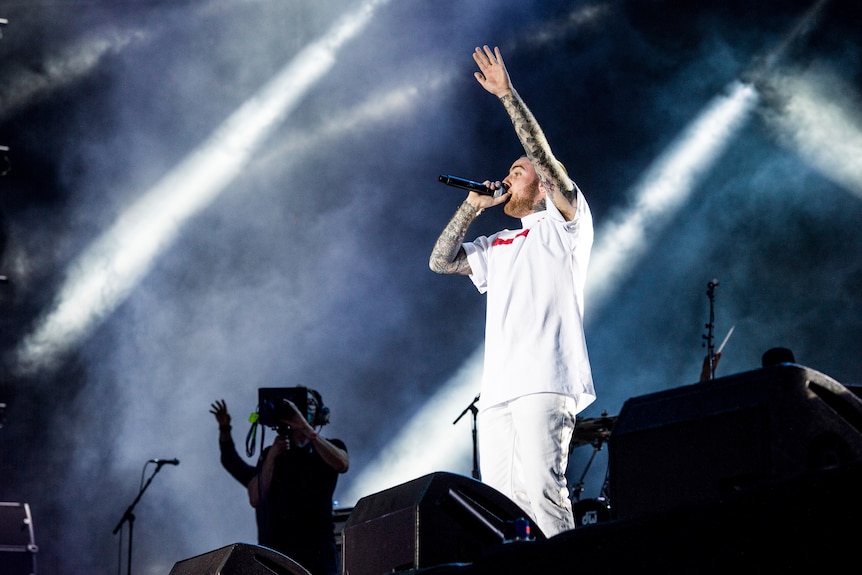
[761,346,796,367]
[210,391,348,575]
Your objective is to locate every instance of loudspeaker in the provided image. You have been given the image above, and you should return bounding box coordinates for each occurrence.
[608,364,862,521]
[168,543,311,575]
[0,502,38,575]
[333,506,353,573]
[341,472,543,575]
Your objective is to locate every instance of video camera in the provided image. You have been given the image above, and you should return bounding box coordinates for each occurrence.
[257,387,309,431]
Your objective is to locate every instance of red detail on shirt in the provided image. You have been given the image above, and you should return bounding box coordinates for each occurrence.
[492,228,531,246]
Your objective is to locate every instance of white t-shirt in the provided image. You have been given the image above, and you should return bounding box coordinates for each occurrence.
[464,191,595,412]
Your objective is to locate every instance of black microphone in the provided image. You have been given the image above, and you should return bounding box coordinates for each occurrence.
[439,174,506,198]
[149,458,180,466]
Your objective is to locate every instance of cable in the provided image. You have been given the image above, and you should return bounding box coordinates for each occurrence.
[245,419,258,458]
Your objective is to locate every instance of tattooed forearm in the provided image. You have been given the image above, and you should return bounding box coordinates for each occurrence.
[429,201,480,275]
[500,92,549,166]
[500,91,575,203]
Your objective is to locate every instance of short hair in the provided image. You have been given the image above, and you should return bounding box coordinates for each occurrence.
[762,347,795,367]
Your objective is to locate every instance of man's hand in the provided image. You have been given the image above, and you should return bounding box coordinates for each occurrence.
[466,185,510,212]
[210,399,231,427]
[269,434,290,456]
[472,45,512,98]
[279,399,310,429]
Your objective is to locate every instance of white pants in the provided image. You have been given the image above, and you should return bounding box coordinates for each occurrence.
[478,392,577,538]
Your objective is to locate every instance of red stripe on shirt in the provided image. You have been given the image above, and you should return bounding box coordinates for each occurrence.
[492,228,531,246]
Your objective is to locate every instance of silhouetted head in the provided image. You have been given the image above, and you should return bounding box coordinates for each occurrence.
[762,347,795,367]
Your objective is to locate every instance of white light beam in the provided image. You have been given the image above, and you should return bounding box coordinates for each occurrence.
[12,0,390,377]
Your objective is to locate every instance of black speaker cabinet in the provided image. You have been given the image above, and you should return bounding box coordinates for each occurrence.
[0,502,38,575]
[609,364,862,521]
[333,506,353,573]
[168,543,311,575]
[341,472,543,575]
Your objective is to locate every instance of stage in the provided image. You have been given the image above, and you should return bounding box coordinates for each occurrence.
[167,364,862,574]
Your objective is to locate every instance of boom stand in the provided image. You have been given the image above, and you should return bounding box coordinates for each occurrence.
[453,393,481,480]
[112,463,168,575]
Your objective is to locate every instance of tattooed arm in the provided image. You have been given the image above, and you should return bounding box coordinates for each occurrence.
[429,199,482,275]
[472,45,579,221]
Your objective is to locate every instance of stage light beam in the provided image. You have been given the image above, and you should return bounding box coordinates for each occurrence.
[11,0,391,378]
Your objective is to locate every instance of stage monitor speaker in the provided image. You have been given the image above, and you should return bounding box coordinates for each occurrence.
[168,543,311,575]
[609,364,862,521]
[341,471,543,575]
[0,502,38,575]
[333,506,352,574]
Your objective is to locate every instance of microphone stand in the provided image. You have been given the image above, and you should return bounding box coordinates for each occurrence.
[702,279,719,380]
[453,393,481,480]
[112,462,168,575]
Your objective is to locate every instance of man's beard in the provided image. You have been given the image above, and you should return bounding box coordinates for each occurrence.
[503,179,543,218]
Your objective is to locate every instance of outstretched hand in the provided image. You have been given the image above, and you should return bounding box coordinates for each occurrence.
[472,45,512,98]
[210,399,231,427]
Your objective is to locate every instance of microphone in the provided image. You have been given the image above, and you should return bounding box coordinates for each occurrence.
[439,174,506,198]
[149,458,180,466]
